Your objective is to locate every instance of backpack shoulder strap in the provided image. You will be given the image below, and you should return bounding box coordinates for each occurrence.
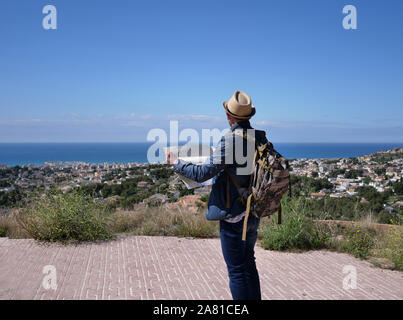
[224,167,242,209]
[224,167,241,190]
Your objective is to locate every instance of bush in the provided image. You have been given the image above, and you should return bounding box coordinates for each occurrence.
[377,211,401,225]
[0,228,5,237]
[342,223,374,259]
[17,191,113,242]
[199,194,210,203]
[260,198,328,251]
[373,227,403,270]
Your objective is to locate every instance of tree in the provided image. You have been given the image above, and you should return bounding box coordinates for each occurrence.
[357,186,379,200]
[363,176,371,184]
[0,189,26,207]
[348,157,359,164]
[0,180,11,188]
[356,186,388,213]
[344,169,363,179]
[393,179,403,195]
[329,169,346,177]
[375,168,386,176]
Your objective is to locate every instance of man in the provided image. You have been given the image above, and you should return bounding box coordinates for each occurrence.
[166,90,266,300]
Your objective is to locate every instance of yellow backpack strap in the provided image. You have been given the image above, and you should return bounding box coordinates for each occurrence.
[242,193,253,241]
[224,167,241,190]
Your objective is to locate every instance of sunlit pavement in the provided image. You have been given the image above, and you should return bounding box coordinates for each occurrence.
[0,236,402,300]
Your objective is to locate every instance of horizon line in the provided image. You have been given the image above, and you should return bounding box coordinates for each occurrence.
[0,141,403,144]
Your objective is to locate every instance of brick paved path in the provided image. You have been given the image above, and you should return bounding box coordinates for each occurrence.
[0,236,402,300]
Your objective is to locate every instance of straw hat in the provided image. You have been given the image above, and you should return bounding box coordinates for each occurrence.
[222,90,256,120]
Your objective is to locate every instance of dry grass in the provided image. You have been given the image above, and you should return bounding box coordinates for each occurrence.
[0,212,30,239]
[108,206,219,238]
[315,218,401,235]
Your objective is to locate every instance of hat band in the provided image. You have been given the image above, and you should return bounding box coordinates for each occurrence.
[225,104,255,119]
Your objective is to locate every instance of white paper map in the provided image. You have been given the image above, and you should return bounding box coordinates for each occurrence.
[164,145,215,189]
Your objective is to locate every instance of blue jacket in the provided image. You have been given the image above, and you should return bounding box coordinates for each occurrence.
[173,121,267,220]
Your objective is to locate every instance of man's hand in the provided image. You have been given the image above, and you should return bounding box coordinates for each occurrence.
[166,152,178,166]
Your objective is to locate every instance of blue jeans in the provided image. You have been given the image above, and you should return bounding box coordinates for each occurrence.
[219,215,261,300]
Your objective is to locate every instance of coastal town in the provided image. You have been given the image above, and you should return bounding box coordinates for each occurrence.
[0,148,402,214]
[290,148,403,195]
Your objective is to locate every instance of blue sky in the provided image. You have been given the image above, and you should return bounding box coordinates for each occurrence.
[0,0,402,142]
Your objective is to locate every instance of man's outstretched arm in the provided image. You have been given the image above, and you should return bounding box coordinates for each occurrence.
[173,160,223,183]
[168,136,231,183]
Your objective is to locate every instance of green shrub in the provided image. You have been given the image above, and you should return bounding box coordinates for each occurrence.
[18,191,113,242]
[342,224,374,259]
[199,194,210,203]
[373,227,403,270]
[377,211,401,225]
[0,228,5,237]
[260,198,328,251]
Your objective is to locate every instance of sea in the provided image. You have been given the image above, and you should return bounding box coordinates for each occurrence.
[0,142,402,166]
